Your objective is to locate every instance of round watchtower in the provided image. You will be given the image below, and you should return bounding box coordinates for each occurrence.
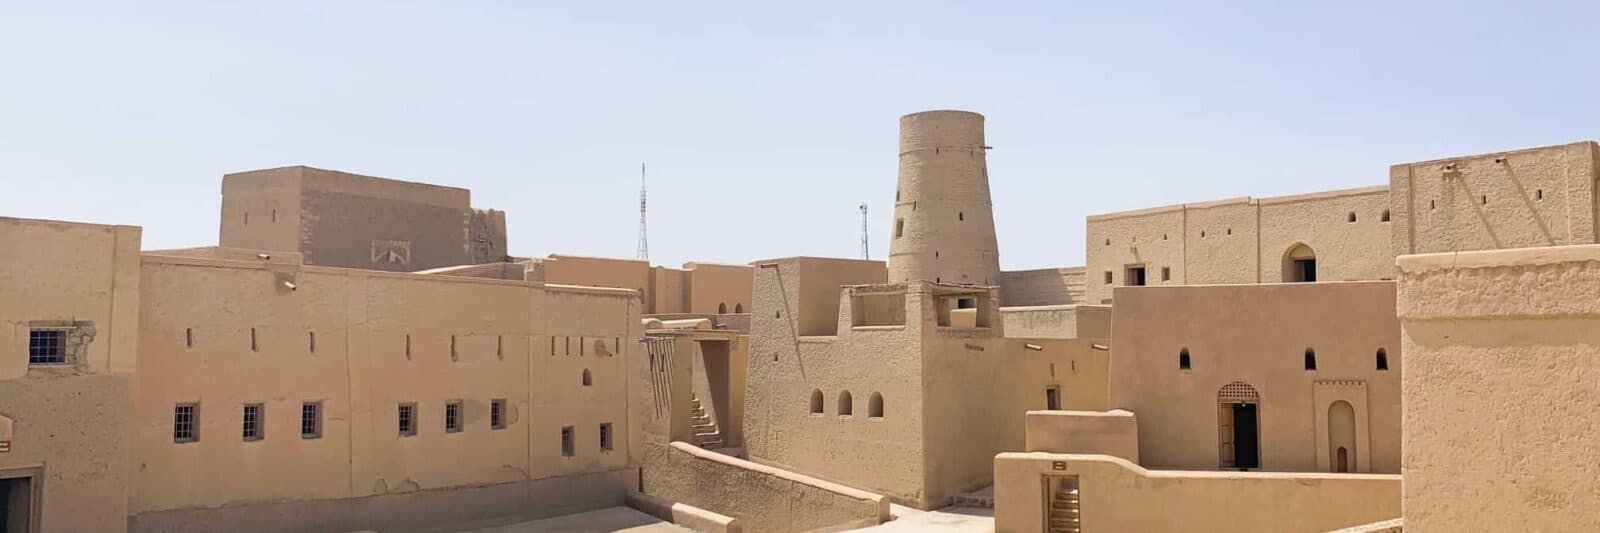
[887,110,1001,286]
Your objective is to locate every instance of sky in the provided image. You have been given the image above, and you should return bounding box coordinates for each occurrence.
[3,2,1598,269]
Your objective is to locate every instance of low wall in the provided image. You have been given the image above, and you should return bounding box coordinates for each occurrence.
[128,468,635,533]
[995,453,1399,533]
[643,442,889,533]
[627,490,741,533]
[999,305,1110,339]
[1024,410,1138,463]
[1324,518,1403,532]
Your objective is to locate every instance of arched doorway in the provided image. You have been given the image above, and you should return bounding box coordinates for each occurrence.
[1328,400,1357,473]
[1283,243,1317,282]
[1218,381,1261,470]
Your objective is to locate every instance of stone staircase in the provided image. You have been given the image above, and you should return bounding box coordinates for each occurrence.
[1048,486,1080,533]
[689,394,723,449]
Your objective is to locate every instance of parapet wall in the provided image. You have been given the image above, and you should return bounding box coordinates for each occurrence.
[642,442,889,533]
[994,453,1400,533]
[1024,410,1138,463]
[1397,243,1600,531]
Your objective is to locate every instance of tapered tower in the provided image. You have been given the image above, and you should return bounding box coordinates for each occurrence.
[887,110,1001,285]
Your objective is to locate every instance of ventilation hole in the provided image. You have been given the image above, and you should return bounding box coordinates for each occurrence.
[1481,195,1488,205]
[1347,212,1357,223]
[958,212,964,221]
[1179,348,1191,370]
[1381,209,1391,222]
[1536,189,1543,200]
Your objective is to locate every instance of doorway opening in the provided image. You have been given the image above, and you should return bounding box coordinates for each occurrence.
[1125,265,1147,286]
[1218,381,1261,470]
[1045,386,1061,410]
[0,467,39,533]
[1284,244,1317,282]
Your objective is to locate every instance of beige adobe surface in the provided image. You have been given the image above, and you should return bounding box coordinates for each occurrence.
[1397,243,1600,531]
[0,217,140,532]
[1109,281,1400,473]
[994,453,1400,533]
[888,110,1001,286]
[220,166,507,272]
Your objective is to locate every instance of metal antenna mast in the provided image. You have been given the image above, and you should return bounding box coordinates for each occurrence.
[859,203,869,260]
[636,163,649,260]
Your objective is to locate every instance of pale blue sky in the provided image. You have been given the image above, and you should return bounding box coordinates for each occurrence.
[3,2,1597,268]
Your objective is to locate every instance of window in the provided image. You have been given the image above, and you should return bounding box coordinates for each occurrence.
[1104,238,1111,246]
[718,303,728,314]
[244,211,249,225]
[1481,195,1488,205]
[1180,348,1191,370]
[28,329,67,364]
[1045,387,1061,410]
[491,399,507,429]
[497,335,503,360]
[250,327,258,352]
[243,404,263,441]
[599,422,613,451]
[561,426,575,457]
[1103,271,1113,284]
[1376,348,1389,371]
[734,303,744,313]
[1161,267,1171,282]
[1381,209,1391,222]
[868,392,884,419]
[1284,244,1317,282]
[956,297,976,309]
[450,335,458,361]
[1304,348,1318,371]
[1536,189,1544,201]
[308,331,316,353]
[301,401,323,439]
[445,401,463,433]
[405,334,412,360]
[550,336,556,356]
[1347,212,1357,223]
[1429,199,1436,210]
[398,403,417,437]
[837,391,853,416]
[1125,265,1146,286]
[582,369,593,386]
[894,219,905,238]
[186,328,194,348]
[1201,230,1207,238]
[174,403,199,443]
[809,390,824,414]
[271,209,277,222]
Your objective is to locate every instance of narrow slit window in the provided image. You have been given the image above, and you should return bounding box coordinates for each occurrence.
[250,327,258,352]
[1180,348,1191,370]
[185,328,194,348]
[405,334,412,360]
[450,335,458,361]
[1304,348,1318,371]
[308,331,316,353]
[1376,348,1389,371]
[599,422,613,451]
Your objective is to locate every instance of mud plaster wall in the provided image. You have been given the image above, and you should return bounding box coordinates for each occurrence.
[0,217,141,532]
[643,442,888,533]
[999,267,1085,307]
[1109,281,1401,473]
[132,254,637,525]
[1397,244,1600,531]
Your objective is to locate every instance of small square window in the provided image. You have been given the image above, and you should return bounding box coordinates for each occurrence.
[174,403,199,443]
[599,422,613,451]
[1103,271,1113,284]
[1161,267,1171,282]
[301,401,323,439]
[491,399,507,430]
[561,426,575,457]
[28,329,68,365]
[242,403,263,441]
[445,401,463,433]
[398,403,417,437]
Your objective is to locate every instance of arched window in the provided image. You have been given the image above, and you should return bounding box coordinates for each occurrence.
[1179,348,1191,370]
[582,369,593,386]
[734,303,744,313]
[868,392,884,418]
[1329,400,1357,473]
[1376,348,1389,371]
[809,390,824,414]
[1304,348,1317,371]
[837,391,853,416]
[718,303,728,314]
[1283,243,1317,282]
